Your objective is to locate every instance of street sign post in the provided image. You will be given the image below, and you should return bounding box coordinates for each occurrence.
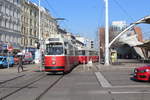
[7,45,13,68]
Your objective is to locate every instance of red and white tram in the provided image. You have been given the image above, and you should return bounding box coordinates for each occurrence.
[44,35,78,73]
[78,48,99,64]
[78,48,88,64]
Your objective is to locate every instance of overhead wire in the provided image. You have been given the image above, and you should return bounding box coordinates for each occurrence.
[29,0,59,17]
[44,0,60,17]
[43,0,72,33]
[113,0,150,39]
[112,0,134,22]
[30,0,71,33]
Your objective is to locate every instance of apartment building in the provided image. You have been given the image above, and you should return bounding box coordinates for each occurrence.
[22,0,39,49]
[22,0,58,50]
[0,0,22,49]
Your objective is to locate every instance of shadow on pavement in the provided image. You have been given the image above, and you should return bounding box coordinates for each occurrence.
[130,77,150,83]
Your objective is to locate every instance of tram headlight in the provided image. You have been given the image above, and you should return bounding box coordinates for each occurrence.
[52,61,56,65]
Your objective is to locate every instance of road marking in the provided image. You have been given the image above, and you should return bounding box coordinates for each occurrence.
[112,85,150,88]
[87,90,150,94]
[95,72,112,87]
[112,91,150,94]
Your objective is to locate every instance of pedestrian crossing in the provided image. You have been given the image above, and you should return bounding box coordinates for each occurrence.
[95,72,112,88]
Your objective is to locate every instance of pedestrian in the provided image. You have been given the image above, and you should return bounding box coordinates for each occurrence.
[87,59,93,70]
[17,55,24,73]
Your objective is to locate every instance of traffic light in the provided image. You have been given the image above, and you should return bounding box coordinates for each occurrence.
[37,42,40,49]
[91,41,94,48]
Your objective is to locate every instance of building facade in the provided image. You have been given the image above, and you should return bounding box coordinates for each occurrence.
[40,7,57,40]
[22,0,58,50]
[0,0,22,50]
[22,1,39,49]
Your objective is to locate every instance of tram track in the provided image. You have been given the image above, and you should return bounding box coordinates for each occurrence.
[0,74,25,85]
[35,75,64,100]
[0,72,64,100]
[0,73,46,100]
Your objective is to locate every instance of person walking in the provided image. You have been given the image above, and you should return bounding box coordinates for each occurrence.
[17,55,24,73]
[87,58,93,71]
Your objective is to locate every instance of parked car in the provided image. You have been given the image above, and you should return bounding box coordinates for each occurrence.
[133,65,150,81]
[17,52,33,64]
[23,52,33,64]
[0,56,14,68]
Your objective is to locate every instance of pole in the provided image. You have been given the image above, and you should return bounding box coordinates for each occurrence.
[104,0,109,65]
[98,29,101,63]
[7,52,10,69]
[39,0,42,71]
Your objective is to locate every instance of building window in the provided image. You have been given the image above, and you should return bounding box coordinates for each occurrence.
[34,30,36,37]
[30,39,32,45]
[30,29,32,35]
[6,35,9,42]
[10,22,13,29]
[10,36,12,42]
[0,2,2,13]
[30,9,32,16]
[0,18,2,27]
[18,38,21,44]
[21,37,24,45]
[5,19,7,27]
[6,20,9,28]
[0,34,2,41]
[1,34,5,42]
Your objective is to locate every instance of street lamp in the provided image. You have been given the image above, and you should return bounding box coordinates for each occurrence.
[105,15,150,65]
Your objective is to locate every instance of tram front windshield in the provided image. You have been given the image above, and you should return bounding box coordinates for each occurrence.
[46,43,63,55]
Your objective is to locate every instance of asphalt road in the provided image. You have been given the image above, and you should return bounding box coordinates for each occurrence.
[0,62,150,100]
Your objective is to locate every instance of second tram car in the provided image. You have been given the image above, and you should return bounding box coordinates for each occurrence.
[78,48,99,64]
[44,34,78,73]
[78,48,88,64]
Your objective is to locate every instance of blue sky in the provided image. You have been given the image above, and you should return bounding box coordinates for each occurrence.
[30,0,150,40]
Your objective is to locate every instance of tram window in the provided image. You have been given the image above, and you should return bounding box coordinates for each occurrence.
[46,43,63,55]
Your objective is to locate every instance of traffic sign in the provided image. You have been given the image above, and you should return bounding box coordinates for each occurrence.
[7,45,13,51]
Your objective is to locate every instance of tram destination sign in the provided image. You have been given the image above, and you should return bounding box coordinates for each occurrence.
[48,38,59,41]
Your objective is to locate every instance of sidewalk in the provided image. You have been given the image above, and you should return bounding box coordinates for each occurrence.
[97,61,148,70]
[0,64,40,73]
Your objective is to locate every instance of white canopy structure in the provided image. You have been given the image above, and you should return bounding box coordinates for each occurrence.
[119,34,145,58]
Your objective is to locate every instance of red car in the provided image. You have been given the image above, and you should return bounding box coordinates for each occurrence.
[133,65,150,81]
